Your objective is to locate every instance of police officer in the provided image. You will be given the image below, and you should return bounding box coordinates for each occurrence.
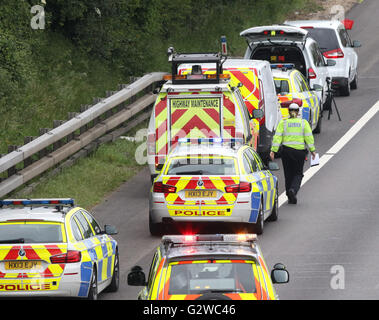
[269,103,316,204]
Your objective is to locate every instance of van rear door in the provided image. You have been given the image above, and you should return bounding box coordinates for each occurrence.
[168,94,223,149]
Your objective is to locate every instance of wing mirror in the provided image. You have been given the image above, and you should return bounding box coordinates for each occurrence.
[251,109,264,119]
[271,263,289,284]
[352,40,361,48]
[127,266,147,286]
[104,225,118,235]
[311,84,323,91]
[268,161,279,171]
[326,59,336,67]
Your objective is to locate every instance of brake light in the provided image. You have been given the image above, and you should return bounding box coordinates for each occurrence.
[225,182,251,193]
[292,98,303,107]
[50,251,81,264]
[153,182,176,193]
[301,26,314,29]
[280,98,303,108]
[308,68,317,79]
[323,48,344,59]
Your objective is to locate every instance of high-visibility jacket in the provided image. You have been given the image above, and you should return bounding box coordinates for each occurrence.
[271,118,315,152]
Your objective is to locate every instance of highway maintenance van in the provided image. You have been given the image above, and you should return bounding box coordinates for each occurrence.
[179,58,281,162]
[147,52,266,180]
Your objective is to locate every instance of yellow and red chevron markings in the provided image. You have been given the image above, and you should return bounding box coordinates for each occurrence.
[0,244,67,279]
[161,176,239,205]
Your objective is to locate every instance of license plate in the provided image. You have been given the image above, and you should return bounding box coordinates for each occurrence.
[5,261,41,270]
[185,190,217,198]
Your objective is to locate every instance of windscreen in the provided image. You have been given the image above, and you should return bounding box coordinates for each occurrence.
[168,261,256,295]
[166,156,237,175]
[306,28,339,52]
[0,222,64,243]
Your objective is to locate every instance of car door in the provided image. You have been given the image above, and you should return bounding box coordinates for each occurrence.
[307,41,328,105]
[244,148,274,217]
[294,72,319,129]
[338,27,357,82]
[81,210,116,284]
[73,211,110,284]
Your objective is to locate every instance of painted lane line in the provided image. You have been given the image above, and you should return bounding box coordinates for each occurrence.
[278,100,379,207]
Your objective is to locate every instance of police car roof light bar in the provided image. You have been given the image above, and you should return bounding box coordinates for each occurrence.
[178,138,244,145]
[0,198,75,208]
[270,63,295,70]
[162,234,257,245]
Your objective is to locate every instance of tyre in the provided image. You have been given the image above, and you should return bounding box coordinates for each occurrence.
[149,214,162,236]
[249,199,264,235]
[339,77,351,96]
[350,72,358,90]
[313,112,322,134]
[267,185,279,222]
[87,266,98,300]
[107,250,120,292]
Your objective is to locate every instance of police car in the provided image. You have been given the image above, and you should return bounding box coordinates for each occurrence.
[0,198,119,299]
[127,233,289,300]
[271,63,322,133]
[149,138,280,236]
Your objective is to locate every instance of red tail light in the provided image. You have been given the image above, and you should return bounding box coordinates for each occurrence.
[280,98,303,108]
[225,182,251,193]
[153,182,176,193]
[323,48,344,59]
[50,251,81,264]
[308,68,317,79]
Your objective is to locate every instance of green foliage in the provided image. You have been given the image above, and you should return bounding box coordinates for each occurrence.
[0,0,313,153]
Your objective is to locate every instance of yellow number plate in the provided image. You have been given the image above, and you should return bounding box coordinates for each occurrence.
[185,190,217,198]
[5,261,41,270]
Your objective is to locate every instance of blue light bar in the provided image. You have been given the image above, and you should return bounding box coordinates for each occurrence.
[0,199,75,207]
[270,63,295,70]
[177,138,243,145]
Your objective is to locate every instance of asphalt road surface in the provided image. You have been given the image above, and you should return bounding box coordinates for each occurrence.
[92,0,379,300]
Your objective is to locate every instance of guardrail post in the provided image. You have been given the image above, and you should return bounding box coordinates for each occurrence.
[23,137,35,168]
[7,145,18,177]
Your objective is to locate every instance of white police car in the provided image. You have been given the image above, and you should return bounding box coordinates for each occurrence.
[149,139,280,236]
[0,198,119,299]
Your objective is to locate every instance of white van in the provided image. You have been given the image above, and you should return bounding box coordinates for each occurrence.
[179,59,281,163]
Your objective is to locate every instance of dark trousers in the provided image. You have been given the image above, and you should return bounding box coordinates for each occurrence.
[281,146,307,195]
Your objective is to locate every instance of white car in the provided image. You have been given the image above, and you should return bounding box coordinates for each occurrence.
[284,20,361,96]
[240,25,335,110]
[0,199,119,299]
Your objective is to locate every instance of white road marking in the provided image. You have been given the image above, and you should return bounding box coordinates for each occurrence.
[278,100,379,207]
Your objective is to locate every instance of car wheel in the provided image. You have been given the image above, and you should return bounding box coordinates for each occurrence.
[249,199,264,235]
[87,267,98,300]
[267,185,279,222]
[350,72,358,90]
[149,214,162,236]
[313,112,322,134]
[107,250,120,292]
[340,77,351,96]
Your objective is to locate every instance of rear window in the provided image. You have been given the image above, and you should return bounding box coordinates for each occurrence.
[168,261,257,295]
[306,28,340,52]
[0,222,64,243]
[165,156,237,175]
